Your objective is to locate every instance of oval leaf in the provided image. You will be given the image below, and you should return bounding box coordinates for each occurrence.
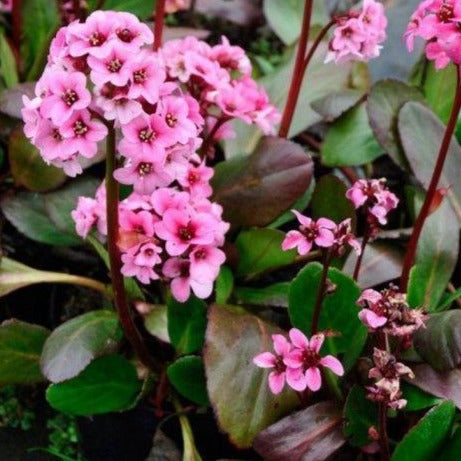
[392,401,455,461]
[41,310,123,383]
[204,305,298,448]
[46,355,142,415]
[212,137,313,229]
[0,320,49,385]
[253,401,345,461]
[312,89,364,122]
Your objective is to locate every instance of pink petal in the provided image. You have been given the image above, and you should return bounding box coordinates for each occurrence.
[289,328,309,349]
[272,334,291,356]
[320,355,344,376]
[285,367,307,392]
[309,333,325,353]
[253,352,276,368]
[315,228,335,247]
[359,309,387,329]
[292,210,312,227]
[317,218,336,230]
[268,371,285,395]
[283,349,303,368]
[281,231,304,251]
[305,367,322,392]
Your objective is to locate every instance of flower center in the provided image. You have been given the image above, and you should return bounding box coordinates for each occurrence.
[117,28,134,43]
[438,4,454,22]
[178,224,195,241]
[62,89,79,107]
[89,32,106,46]
[133,69,147,84]
[107,58,122,73]
[300,225,318,241]
[165,113,178,127]
[188,171,199,184]
[194,248,207,259]
[73,120,88,136]
[274,356,286,373]
[52,129,63,141]
[137,162,152,176]
[139,129,154,142]
[302,349,320,368]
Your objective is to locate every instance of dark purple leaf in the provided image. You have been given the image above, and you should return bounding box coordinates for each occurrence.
[253,401,345,461]
[212,136,313,229]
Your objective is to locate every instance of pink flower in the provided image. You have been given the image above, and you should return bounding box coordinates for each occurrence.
[0,0,12,13]
[178,161,214,198]
[282,211,336,255]
[155,209,215,256]
[112,11,153,49]
[22,96,42,141]
[88,43,132,87]
[71,197,98,238]
[284,329,344,392]
[189,246,226,282]
[121,242,162,284]
[39,71,91,125]
[253,334,297,395]
[209,36,252,76]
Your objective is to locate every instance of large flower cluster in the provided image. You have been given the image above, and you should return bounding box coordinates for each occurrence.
[326,0,387,64]
[253,329,344,395]
[405,0,461,69]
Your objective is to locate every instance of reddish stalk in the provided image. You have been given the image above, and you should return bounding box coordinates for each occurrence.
[353,228,370,282]
[105,124,161,373]
[154,0,166,51]
[278,0,313,138]
[378,403,391,461]
[12,0,22,54]
[72,0,81,19]
[311,251,332,335]
[400,66,461,290]
[199,116,230,159]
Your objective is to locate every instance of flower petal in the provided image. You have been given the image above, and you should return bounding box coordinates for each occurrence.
[305,367,322,392]
[272,334,291,356]
[309,333,325,353]
[289,328,309,349]
[253,352,276,368]
[320,355,344,376]
[268,371,285,394]
[285,367,307,392]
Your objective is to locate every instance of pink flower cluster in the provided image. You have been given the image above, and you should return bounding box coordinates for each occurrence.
[405,0,461,69]
[358,286,426,340]
[366,348,414,410]
[72,167,229,302]
[253,328,344,395]
[346,178,398,231]
[165,0,191,14]
[0,0,12,13]
[326,0,387,64]
[281,211,361,257]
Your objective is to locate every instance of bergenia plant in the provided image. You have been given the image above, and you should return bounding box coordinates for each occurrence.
[0,0,461,460]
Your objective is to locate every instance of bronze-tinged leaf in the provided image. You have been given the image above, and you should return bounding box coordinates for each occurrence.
[195,0,262,26]
[212,136,313,229]
[204,305,298,448]
[253,401,345,461]
[0,82,35,119]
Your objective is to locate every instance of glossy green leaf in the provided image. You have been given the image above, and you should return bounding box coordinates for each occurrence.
[437,287,461,311]
[215,266,234,305]
[399,102,461,224]
[41,311,122,383]
[343,385,378,447]
[311,175,356,227]
[312,89,364,122]
[1,177,99,246]
[46,355,142,416]
[407,188,459,310]
[167,296,207,355]
[224,44,352,156]
[234,282,290,308]
[391,401,455,461]
[144,304,170,343]
[289,262,366,370]
[367,79,424,168]
[213,137,313,228]
[440,427,461,460]
[88,0,153,18]
[236,228,296,278]
[0,33,19,88]
[204,305,298,448]
[401,383,442,412]
[8,128,66,192]
[321,103,383,167]
[0,320,49,385]
[167,356,209,407]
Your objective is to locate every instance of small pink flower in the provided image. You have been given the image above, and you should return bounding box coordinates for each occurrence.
[121,241,162,284]
[88,43,132,87]
[189,245,226,282]
[71,197,98,238]
[112,11,153,49]
[178,161,214,198]
[282,211,336,255]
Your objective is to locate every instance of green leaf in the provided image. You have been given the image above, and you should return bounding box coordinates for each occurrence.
[46,355,142,416]
[391,401,455,461]
[263,0,327,45]
[311,175,356,227]
[215,266,234,305]
[437,287,461,311]
[413,311,461,371]
[289,262,366,370]
[212,137,313,229]
[0,256,106,298]
[321,103,383,167]
[167,356,209,407]
[224,43,352,156]
[367,79,424,168]
[144,304,170,343]
[312,89,364,122]
[234,282,290,308]
[167,296,207,355]
[343,385,378,447]
[236,228,296,278]
[0,320,49,385]
[88,0,153,18]
[0,33,19,88]
[204,305,298,448]
[440,427,461,460]
[407,188,459,310]
[399,102,461,224]
[401,383,442,412]
[41,311,123,383]
[1,177,99,246]
[8,127,66,192]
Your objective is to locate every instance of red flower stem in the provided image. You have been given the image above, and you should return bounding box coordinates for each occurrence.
[400,66,461,291]
[378,402,391,461]
[12,0,22,55]
[353,225,370,282]
[106,124,161,373]
[278,0,313,138]
[199,116,230,158]
[153,0,166,51]
[72,0,81,19]
[302,19,336,71]
[311,251,332,335]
